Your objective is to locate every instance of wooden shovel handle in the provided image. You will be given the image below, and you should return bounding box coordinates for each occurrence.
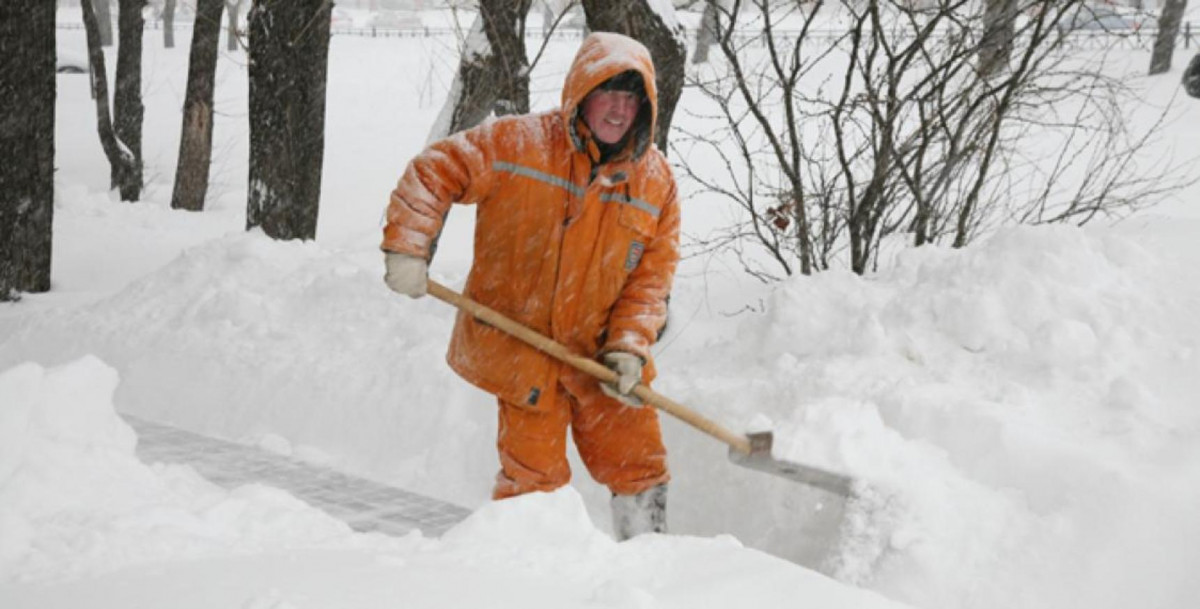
[426,279,753,455]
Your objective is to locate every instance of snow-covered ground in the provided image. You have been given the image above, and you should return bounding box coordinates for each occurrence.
[2,11,1199,609]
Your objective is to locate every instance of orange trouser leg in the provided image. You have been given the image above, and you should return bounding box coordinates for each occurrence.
[492,384,573,500]
[569,381,669,496]
[492,381,670,500]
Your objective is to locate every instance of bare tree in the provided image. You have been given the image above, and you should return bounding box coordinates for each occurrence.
[81,0,144,201]
[580,0,688,154]
[677,0,1188,279]
[171,0,225,211]
[246,0,332,240]
[0,0,56,300]
[1150,0,1189,75]
[112,0,147,201]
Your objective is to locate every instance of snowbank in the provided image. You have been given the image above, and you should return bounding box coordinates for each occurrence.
[4,211,1198,609]
[661,223,1200,608]
[0,357,362,582]
[0,357,904,608]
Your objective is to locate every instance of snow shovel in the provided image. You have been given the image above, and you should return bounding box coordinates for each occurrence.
[425,279,855,499]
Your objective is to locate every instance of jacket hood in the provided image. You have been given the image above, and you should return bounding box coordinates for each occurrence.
[561,32,658,161]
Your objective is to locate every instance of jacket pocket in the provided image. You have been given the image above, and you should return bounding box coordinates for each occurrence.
[448,312,555,409]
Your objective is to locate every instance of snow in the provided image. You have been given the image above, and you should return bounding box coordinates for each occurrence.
[3,11,1200,609]
[0,357,355,582]
[0,357,903,609]
[644,0,684,34]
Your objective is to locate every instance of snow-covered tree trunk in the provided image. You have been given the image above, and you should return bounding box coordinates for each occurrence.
[112,0,146,201]
[0,0,56,299]
[171,0,224,211]
[81,0,142,201]
[163,0,176,49]
[246,0,332,241]
[580,0,687,155]
[427,0,532,143]
[1150,0,1189,75]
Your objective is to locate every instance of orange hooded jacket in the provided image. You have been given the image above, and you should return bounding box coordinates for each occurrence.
[382,33,681,409]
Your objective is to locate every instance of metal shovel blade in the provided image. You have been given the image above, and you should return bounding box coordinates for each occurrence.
[727,431,855,498]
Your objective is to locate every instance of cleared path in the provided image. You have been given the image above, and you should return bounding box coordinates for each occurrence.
[126,415,472,537]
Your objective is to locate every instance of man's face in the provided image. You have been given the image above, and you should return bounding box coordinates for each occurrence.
[582,89,640,145]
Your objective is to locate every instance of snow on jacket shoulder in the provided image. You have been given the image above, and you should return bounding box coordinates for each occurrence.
[382,33,681,408]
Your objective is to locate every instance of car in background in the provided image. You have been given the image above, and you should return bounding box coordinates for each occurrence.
[331,8,354,29]
[1057,3,1147,33]
[57,50,89,74]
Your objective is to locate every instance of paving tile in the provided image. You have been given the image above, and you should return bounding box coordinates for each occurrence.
[124,414,472,537]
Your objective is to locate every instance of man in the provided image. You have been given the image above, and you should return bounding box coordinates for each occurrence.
[381,32,680,541]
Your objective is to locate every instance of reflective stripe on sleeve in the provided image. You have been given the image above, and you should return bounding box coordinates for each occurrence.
[493,161,585,198]
[492,161,659,218]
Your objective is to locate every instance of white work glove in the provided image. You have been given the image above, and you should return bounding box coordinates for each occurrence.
[383,252,428,298]
[600,351,644,407]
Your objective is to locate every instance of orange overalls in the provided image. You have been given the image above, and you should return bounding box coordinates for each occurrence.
[383,33,679,499]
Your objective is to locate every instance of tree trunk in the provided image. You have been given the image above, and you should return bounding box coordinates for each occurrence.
[1150,0,1189,75]
[163,0,176,48]
[580,0,687,155]
[171,0,225,211]
[692,0,718,64]
[82,0,140,200]
[94,0,114,46]
[112,0,146,200]
[226,0,241,51]
[979,0,1017,77]
[247,0,332,241]
[427,0,532,142]
[0,0,56,299]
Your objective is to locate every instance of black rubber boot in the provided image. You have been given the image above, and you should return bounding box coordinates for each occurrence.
[611,483,668,541]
